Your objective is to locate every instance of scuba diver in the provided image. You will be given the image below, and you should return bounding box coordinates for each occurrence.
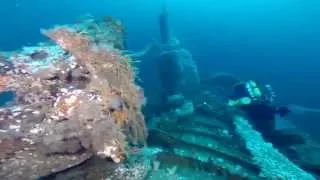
[228,80,291,141]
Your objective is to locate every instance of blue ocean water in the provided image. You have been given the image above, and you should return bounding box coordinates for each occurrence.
[0,91,15,106]
[1,1,320,179]
[1,0,320,107]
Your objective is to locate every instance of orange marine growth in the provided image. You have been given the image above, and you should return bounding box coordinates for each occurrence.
[0,75,9,92]
[112,109,129,127]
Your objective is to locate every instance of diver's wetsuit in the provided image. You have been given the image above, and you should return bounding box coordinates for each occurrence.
[231,82,290,141]
[239,102,277,140]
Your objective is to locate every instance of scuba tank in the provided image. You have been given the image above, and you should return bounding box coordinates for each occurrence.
[228,80,277,107]
[245,80,262,100]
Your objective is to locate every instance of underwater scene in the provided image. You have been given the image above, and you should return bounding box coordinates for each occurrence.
[1,0,320,179]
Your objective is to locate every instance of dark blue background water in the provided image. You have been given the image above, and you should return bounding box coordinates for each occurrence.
[1,0,320,107]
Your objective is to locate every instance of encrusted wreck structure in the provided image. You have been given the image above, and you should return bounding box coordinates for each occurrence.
[1,14,320,180]
[0,16,147,179]
[145,73,320,179]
